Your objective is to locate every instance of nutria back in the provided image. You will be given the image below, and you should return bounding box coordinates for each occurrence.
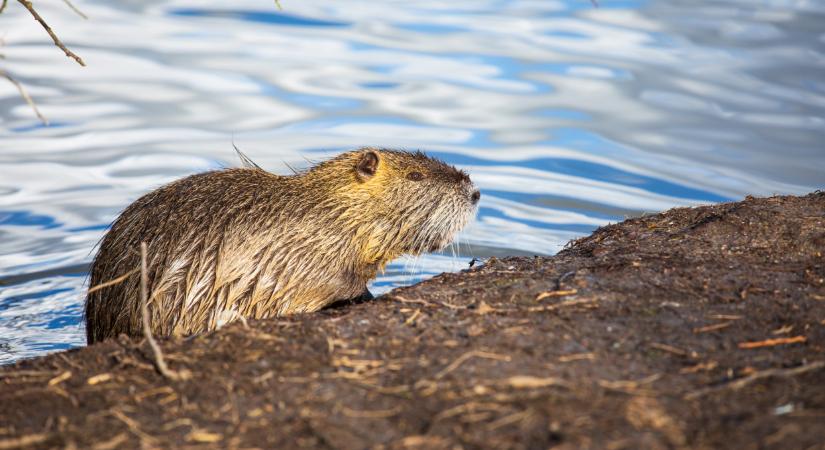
[85,148,479,343]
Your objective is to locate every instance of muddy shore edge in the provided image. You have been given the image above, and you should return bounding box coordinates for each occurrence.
[2,193,824,449]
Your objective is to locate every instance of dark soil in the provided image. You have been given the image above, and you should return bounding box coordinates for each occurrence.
[1,193,824,450]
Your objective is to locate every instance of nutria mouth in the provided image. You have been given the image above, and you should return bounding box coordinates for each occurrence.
[84,147,478,343]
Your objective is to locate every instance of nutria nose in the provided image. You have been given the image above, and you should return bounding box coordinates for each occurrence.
[471,190,481,205]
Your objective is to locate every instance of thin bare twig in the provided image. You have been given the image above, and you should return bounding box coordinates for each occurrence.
[17,0,85,66]
[110,410,158,445]
[140,242,190,381]
[0,0,8,14]
[86,268,139,294]
[433,350,510,380]
[61,0,87,19]
[535,289,577,300]
[0,433,51,450]
[0,70,48,124]
[685,361,824,400]
[738,335,806,349]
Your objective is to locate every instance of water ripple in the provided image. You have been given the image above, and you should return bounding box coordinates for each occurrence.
[1,0,822,363]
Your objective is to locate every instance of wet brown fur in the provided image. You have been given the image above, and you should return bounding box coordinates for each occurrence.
[85,148,478,343]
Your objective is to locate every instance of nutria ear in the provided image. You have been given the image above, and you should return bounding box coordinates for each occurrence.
[356,151,379,180]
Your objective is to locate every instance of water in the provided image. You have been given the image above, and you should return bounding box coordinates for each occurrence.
[1,0,823,364]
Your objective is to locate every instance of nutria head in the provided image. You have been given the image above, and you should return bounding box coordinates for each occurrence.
[303,148,480,264]
[85,147,479,343]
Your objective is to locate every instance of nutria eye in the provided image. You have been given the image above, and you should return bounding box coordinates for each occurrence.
[407,171,424,181]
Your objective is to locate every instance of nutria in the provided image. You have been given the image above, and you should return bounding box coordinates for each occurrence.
[85,148,480,344]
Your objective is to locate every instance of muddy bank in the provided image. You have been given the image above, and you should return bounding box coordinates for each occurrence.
[1,193,824,449]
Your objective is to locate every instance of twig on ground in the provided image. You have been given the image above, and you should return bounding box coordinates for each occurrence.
[87,373,112,385]
[708,314,742,321]
[17,0,85,66]
[0,369,56,379]
[139,242,190,381]
[390,295,437,308]
[558,352,595,362]
[486,409,534,431]
[0,433,51,450]
[403,309,421,326]
[598,373,661,394]
[503,375,569,389]
[649,342,692,357]
[435,401,509,420]
[693,322,731,333]
[47,370,72,386]
[679,361,718,374]
[433,350,510,380]
[738,335,806,349]
[535,289,577,301]
[341,406,401,419]
[110,410,158,446]
[60,0,87,19]
[526,297,597,312]
[0,70,48,124]
[685,361,824,400]
[89,432,128,450]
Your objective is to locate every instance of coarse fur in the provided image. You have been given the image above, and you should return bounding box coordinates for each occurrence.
[85,148,479,343]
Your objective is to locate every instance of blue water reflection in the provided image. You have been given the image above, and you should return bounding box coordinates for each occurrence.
[0,0,823,363]
[0,211,62,229]
[170,8,348,28]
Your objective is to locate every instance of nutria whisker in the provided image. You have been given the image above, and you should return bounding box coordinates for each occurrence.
[232,143,262,171]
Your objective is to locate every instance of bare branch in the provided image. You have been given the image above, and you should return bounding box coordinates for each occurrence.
[0,70,48,124]
[61,0,87,20]
[17,0,85,66]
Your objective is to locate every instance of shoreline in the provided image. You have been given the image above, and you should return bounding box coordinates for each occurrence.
[1,192,823,449]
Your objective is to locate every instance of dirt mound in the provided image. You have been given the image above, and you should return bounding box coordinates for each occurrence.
[1,193,823,449]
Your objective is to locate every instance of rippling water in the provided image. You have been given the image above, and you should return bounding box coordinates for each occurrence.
[1,0,823,363]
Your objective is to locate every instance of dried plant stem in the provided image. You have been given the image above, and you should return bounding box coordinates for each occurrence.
[433,350,510,380]
[0,69,47,124]
[738,335,806,349]
[86,268,139,294]
[61,0,87,19]
[17,0,85,66]
[685,361,824,400]
[140,242,190,381]
[0,433,50,449]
